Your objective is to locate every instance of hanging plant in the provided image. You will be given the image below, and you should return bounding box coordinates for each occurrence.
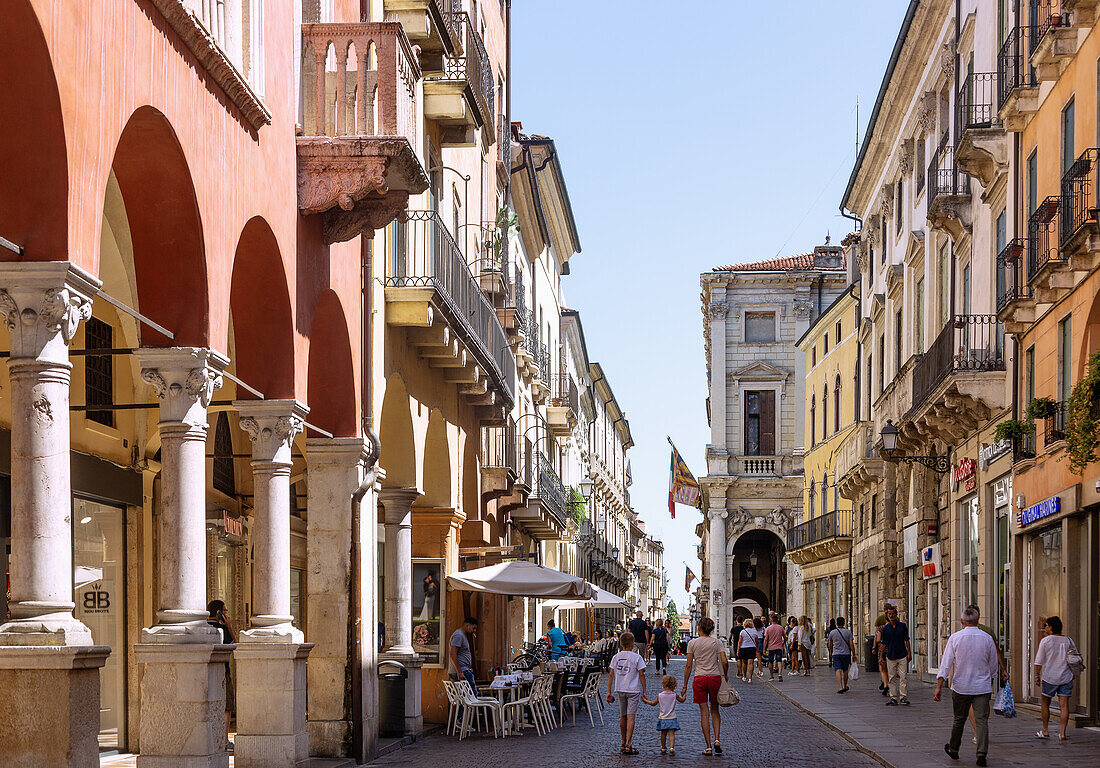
[1025,396,1057,421]
[485,206,520,267]
[1064,350,1100,474]
[994,418,1032,443]
[568,486,587,524]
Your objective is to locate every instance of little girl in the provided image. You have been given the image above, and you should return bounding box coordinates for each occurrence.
[643,674,686,755]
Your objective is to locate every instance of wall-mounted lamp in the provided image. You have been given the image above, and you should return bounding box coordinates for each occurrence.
[878,419,950,473]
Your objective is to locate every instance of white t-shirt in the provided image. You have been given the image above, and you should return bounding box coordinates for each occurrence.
[610,650,646,693]
[739,627,761,649]
[1035,634,1076,686]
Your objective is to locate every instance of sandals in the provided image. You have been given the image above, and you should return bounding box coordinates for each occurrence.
[660,747,667,754]
[621,746,638,755]
[702,748,713,756]
[669,748,676,756]
[713,741,723,755]
[1035,731,1050,739]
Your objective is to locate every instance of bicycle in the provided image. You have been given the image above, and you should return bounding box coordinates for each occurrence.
[511,640,554,670]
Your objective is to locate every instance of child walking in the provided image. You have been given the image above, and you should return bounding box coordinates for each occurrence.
[607,631,647,755]
[644,674,686,755]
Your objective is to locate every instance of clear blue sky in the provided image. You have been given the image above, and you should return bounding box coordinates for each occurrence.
[511,1,909,612]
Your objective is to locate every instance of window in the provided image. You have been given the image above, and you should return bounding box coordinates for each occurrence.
[212,412,236,497]
[808,484,815,518]
[939,241,950,329]
[744,390,775,455]
[821,477,829,517]
[878,334,885,396]
[745,311,776,343]
[962,496,980,609]
[881,217,887,263]
[916,277,925,352]
[996,209,1007,254]
[810,395,816,447]
[916,137,926,193]
[870,493,878,529]
[859,502,865,536]
[822,385,828,438]
[1027,150,1038,215]
[895,309,903,375]
[833,374,841,432]
[1062,97,1076,174]
[1058,315,1073,403]
[896,179,903,233]
[835,320,842,342]
[824,332,829,355]
[999,0,1009,45]
[962,263,971,317]
[1025,345,1035,405]
[812,346,817,366]
[84,316,114,428]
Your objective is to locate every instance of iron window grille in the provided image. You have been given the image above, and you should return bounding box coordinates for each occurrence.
[212,412,235,497]
[84,316,114,428]
[1026,196,1063,282]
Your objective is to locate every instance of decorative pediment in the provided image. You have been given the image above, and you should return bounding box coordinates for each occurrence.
[728,361,790,383]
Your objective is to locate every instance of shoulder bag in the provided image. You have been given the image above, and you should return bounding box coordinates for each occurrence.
[717,677,740,707]
[1067,639,1085,677]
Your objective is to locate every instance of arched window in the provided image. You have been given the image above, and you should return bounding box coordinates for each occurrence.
[212,412,235,497]
[810,395,816,447]
[834,374,842,432]
[821,385,828,439]
[821,476,828,516]
[808,483,815,518]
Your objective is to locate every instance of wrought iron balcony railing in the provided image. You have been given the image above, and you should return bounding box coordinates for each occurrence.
[386,210,515,405]
[532,452,567,527]
[538,343,550,386]
[912,315,1005,408]
[1029,0,1069,55]
[996,238,1030,312]
[482,416,517,472]
[928,131,970,205]
[301,23,419,139]
[1013,431,1037,462]
[1027,196,1064,281]
[956,72,1002,141]
[432,12,494,126]
[1044,401,1067,444]
[1060,148,1100,248]
[521,308,539,359]
[512,265,527,317]
[550,373,580,414]
[998,27,1039,109]
[787,511,853,551]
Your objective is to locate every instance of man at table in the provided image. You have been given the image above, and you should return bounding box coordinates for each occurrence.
[545,619,568,659]
[449,616,479,690]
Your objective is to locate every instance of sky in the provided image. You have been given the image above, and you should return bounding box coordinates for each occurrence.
[510,0,910,612]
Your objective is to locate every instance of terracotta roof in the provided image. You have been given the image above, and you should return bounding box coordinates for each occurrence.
[713,252,830,272]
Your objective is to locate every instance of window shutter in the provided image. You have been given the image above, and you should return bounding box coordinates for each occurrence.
[760,390,776,455]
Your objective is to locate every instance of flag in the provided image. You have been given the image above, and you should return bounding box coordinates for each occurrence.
[685,565,697,592]
[668,439,701,518]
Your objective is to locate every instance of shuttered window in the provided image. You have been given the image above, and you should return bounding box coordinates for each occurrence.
[745,390,775,456]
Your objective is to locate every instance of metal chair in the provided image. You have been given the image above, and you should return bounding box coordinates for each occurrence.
[456,680,502,740]
[559,670,603,727]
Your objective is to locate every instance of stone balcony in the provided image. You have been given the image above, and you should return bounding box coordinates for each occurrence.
[423,11,494,146]
[384,210,516,416]
[297,23,428,243]
[1057,148,1100,274]
[996,238,1036,334]
[1029,3,1077,81]
[786,511,853,566]
[546,373,579,437]
[954,72,1008,188]
[836,423,884,502]
[382,0,462,72]
[926,133,971,239]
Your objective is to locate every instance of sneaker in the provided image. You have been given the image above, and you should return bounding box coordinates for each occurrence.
[943,744,959,761]
[900,697,911,705]
[886,698,899,706]
[976,757,987,767]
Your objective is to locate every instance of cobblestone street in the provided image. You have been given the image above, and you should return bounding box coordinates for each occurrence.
[369,659,879,767]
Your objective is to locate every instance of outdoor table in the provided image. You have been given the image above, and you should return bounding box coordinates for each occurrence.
[486,675,534,735]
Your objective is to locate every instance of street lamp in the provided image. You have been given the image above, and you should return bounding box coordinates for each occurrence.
[878,419,951,473]
[611,545,620,560]
[578,479,593,501]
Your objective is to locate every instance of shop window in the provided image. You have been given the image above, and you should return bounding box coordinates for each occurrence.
[212,413,235,497]
[84,316,114,428]
[962,496,980,609]
[412,559,444,666]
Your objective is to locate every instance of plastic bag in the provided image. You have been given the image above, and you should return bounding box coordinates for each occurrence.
[849,661,860,680]
[993,682,1017,718]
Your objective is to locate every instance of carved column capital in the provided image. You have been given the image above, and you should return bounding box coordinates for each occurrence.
[708,300,729,321]
[0,262,100,365]
[137,347,229,426]
[235,399,309,466]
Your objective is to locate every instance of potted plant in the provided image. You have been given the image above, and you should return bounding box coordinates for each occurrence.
[994,418,1032,443]
[1025,396,1057,421]
[1065,350,1100,474]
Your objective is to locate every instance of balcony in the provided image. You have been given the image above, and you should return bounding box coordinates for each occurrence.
[836,424,885,502]
[997,27,1040,131]
[1014,430,1038,464]
[509,450,568,540]
[1044,402,1068,446]
[480,416,518,502]
[786,511,853,566]
[384,211,516,412]
[955,73,1007,188]
[382,0,461,71]
[927,132,971,238]
[909,315,1007,438]
[423,12,494,146]
[547,373,580,437]
[1059,148,1100,273]
[298,23,428,243]
[996,239,1034,333]
[1027,196,1073,302]
[464,219,511,303]
[499,264,525,339]
[1029,1,1076,81]
[734,456,799,477]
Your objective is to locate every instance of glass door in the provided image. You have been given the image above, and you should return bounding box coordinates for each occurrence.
[927,579,942,676]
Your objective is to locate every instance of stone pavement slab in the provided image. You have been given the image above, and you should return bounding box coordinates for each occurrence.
[765,666,1100,768]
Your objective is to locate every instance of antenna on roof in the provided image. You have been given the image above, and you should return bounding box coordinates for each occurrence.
[825,231,831,244]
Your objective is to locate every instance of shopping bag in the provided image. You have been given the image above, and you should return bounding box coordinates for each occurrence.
[849,661,860,680]
[717,678,740,707]
[993,682,1017,718]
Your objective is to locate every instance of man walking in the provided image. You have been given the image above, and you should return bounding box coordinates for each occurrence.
[763,611,786,681]
[934,605,999,766]
[628,610,651,665]
[879,605,911,705]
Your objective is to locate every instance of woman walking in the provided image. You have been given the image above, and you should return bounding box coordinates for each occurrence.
[681,617,729,756]
[753,616,766,677]
[799,615,815,677]
[1034,615,1080,740]
[651,618,671,675]
[737,617,761,682]
[787,616,802,674]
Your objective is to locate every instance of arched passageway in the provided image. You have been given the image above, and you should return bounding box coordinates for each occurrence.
[730,529,788,615]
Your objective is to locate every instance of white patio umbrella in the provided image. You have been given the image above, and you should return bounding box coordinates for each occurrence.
[542,583,627,610]
[447,560,595,599]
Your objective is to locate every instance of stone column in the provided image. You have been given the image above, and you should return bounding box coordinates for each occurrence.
[0,262,110,768]
[134,347,232,768]
[233,400,311,768]
[304,438,372,758]
[378,487,423,737]
[706,502,728,635]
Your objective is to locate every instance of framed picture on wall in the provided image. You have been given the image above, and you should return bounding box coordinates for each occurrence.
[411,559,444,667]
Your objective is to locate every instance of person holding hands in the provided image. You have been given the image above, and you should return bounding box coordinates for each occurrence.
[643,674,686,755]
[607,631,647,756]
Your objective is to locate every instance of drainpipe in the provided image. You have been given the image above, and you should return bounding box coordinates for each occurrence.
[950,0,961,320]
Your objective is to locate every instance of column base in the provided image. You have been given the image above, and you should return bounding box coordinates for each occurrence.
[379,651,423,737]
[141,621,221,644]
[135,642,234,768]
[0,644,110,768]
[234,640,313,768]
[0,614,94,646]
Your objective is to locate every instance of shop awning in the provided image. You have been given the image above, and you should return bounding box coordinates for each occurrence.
[447,560,595,599]
[543,583,627,610]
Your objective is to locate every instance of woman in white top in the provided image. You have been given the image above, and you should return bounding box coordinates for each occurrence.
[737,618,761,683]
[1034,615,1079,740]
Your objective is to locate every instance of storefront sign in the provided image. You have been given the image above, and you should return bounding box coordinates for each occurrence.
[81,582,112,614]
[952,457,977,493]
[921,543,942,578]
[1019,495,1060,527]
[902,523,919,568]
[980,439,1011,469]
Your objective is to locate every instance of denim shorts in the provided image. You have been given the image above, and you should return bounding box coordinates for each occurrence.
[831,654,852,671]
[1042,679,1074,698]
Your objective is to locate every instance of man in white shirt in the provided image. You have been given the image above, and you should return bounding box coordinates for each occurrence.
[934,605,999,766]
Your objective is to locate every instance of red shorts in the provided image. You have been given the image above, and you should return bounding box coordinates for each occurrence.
[692,675,722,704]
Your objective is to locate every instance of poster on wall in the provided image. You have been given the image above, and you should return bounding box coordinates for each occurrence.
[411,559,444,666]
[921,543,942,578]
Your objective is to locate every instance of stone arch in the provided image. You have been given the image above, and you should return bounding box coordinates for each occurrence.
[420,409,451,508]
[306,289,357,436]
[379,373,417,489]
[109,106,209,346]
[461,430,481,525]
[230,217,295,398]
[0,1,67,262]
[731,586,770,614]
